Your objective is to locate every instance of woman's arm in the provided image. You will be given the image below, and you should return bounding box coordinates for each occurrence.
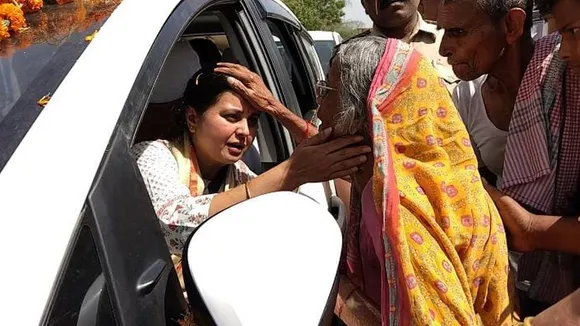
[134,131,370,251]
[132,141,219,254]
[484,183,580,254]
[214,63,318,143]
[210,128,366,215]
[268,100,318,143]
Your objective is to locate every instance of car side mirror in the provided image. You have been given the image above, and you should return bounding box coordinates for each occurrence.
[182,191,342,326]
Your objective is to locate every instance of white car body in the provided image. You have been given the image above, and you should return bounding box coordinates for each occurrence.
[308,31,343,75]
[0,1,180,323]
[308,31,343,45]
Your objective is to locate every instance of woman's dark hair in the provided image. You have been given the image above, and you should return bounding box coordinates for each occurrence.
[172,67,233,137]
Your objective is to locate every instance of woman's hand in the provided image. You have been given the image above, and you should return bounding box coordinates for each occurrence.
[214,62,280,114]
[483,182,538,252]
[284,128,371,188]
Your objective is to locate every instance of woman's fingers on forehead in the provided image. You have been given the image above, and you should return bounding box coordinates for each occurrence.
[216,62,248,72]
[215,63,255,80]
[216,62,238,67]
[226,76,245,91]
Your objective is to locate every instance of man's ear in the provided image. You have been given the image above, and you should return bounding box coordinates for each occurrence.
[503,8,527,45]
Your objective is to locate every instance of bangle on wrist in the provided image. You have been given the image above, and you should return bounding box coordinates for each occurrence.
[303,119,311,139]
[245,181,252,199]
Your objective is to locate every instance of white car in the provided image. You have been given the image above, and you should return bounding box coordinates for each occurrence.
[308,31,343,75]
[0,0,345,324]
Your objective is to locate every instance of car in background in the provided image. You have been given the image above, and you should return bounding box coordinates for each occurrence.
[308,31,343,75]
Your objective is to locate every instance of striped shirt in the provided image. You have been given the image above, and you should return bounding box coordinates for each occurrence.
[500,33,580,304]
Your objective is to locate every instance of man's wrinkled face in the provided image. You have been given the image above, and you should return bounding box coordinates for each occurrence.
[362,0,421,30]
[438,0,506,81]
[550,0,580,74]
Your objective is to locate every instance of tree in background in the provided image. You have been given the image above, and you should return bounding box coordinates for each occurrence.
[282,0,367,38]
[282,0,345,31]
[333,20,365,39]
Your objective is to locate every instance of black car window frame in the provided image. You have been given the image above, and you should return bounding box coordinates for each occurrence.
[264,18,318,117]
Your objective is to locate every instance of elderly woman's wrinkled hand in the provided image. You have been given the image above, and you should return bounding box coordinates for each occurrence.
[483,183,538,252]
[215,62,280,115]
[285,128,371,187]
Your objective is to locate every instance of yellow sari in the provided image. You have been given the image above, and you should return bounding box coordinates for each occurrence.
[345,38,516,325]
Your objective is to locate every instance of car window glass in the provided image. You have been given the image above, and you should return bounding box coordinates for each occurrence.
[297,32,325,82]
[0,0,122,172]
[268,24,293,82]
[46,225,117,326]
[265,20,317,115]
[313,40,335,76]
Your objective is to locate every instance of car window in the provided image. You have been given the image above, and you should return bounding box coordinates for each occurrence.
[0,0,122,172]
[265,20,317,116]
[313,40,335,76]
[269,26,294,83]
[297,32,325,82]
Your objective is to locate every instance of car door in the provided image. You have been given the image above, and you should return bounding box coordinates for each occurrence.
[0,0,226,325]
[42,1,218,324]
[238,0,340,210]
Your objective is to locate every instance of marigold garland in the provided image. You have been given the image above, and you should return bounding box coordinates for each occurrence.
[21,0,43,13]
[0,19,9,40]
[0,3,26,32]
[0,0,120,53]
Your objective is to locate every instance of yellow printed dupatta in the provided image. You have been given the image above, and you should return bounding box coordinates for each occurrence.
[361,38,516,325]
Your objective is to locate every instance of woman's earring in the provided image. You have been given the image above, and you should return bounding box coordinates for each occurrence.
[187,122,196,134]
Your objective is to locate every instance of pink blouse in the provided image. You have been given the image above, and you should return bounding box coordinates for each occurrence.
[359,180,384,306]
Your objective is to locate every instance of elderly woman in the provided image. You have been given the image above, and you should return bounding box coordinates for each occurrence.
[438,0,534,186]
[222,36,515,325]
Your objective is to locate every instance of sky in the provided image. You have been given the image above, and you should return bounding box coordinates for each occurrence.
[343,0,373,27]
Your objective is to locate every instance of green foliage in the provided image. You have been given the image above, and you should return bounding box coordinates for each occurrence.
[282,0,346,30]
[332,20,366,39]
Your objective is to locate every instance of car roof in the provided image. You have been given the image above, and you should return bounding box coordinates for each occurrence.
[0,0,183,323]
[308,31,335,40]
[308,31,341,44]
[255,0,301,29]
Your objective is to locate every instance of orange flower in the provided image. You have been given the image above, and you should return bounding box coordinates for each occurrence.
[84,28,97,42]
[0,20,9,41]
[21,0,43,13]
[0,3,26,32]
[37,93,50,107]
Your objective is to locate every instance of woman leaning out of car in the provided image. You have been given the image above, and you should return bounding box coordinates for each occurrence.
[131,66,370,284]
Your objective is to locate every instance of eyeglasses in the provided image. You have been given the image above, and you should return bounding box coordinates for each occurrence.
[315,80,337,100]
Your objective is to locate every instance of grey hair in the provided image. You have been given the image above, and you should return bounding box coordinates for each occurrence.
[443,0,534,31]
[332,36,386,135]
